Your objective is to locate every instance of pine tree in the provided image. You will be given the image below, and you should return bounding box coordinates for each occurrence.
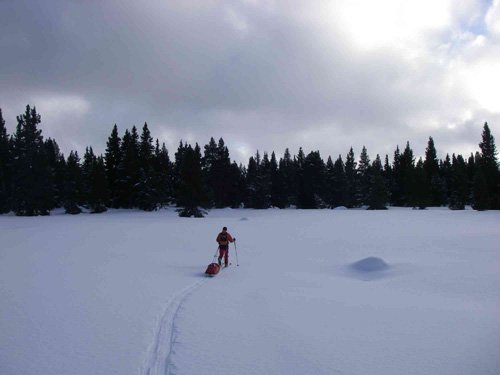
[0,109,11,213]
[44,138,65,208]
[202,137,233,208]
[440,154,452,205]
[139,123,154,171]
[357,146,371,206]
[228,162,245,208]
[390,146,403,206]
[155,140,174,207]
[258,152,272,208]
[472,156,489,211]
[466,153,476,203]
[116,127,140,208]
[367,154,389,210]
[88,156,109,213]
[245,154,259,208]
[153,140,173,207]
[11,105,52,215]
[173,140,187,198]
[325,156,335,208]
[64,151,82,214]
[412,158,430,209]
[449,154,468,210]
[136,123,156,211]
[399,142,415,206]
[477,122,499,209]
[345,147,357,208]
[279,148,296,207]
[176,143,206,217]
[245,151,271,208]
[424,137,445,206]
[298,150,326,208]
[105,125,121,208]
[82,146,96,206]
[217,138,234,207]
[270,151,286,208]
[326,155,348,208]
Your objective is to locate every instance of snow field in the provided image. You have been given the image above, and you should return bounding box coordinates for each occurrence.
[1,208,499,375]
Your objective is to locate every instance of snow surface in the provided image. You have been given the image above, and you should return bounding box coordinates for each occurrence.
[1,208,499,375]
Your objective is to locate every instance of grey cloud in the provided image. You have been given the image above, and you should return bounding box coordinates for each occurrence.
[0,0,497,164]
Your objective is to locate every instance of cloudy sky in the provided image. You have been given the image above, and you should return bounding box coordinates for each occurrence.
[1,0,499,164]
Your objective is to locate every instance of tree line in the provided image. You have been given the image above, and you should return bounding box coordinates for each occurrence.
[0,105,498,217]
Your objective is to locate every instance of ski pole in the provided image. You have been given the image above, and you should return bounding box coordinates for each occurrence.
[234,240,239,266]
[213,246,219,262]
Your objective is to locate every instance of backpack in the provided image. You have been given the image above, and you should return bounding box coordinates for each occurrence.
[218,232,228,245]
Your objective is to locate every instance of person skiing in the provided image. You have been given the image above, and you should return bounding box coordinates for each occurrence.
[216,226,235,267]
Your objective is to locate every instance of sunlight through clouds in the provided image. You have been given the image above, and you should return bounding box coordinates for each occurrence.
[0,0,498,162]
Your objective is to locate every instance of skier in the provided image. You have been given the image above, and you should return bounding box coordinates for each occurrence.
[216,226,235,267]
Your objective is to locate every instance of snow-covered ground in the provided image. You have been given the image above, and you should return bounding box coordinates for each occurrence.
[1,208,499,375]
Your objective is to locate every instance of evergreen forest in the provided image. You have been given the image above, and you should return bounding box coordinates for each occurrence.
[0,105,498,217]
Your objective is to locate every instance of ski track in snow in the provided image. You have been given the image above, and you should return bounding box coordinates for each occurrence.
[141,278,207,375]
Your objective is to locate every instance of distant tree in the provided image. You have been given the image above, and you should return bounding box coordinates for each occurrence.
[245,155,258,208]
[357,146,371,205]
[440,153,452,204]
[424,137,445,205]
[203,137,233,208]
[44,138,65,208]
[270,151,286,208]
[105,125,121,208]
[466,153,476,203]
[477,122,499,208]
[279,148,296,206]
[139,123,154,172]
[258,152,272,208]
[325,156,336,208]
[345,147,357,208]
[88,156,109,213]
[472,161,489,211]
[176,143,206,217]
[411,158,430,209]
[331,155,349,207]
[297,150,326,208]
[367,154,389,210]
[382,154,393,205]
[202,137,218,207]
[153,140,173,207]
[245,151,271,209]
[64,151,82,214]
[173,140,187,198]
[0,109,11,213]
[136,123,157,211]
[11,105,52,215]
[399,142,415,206]
[449,154,468,210]
[81,146,96,205]
[390,146,403,206]
[228,162,245,208]
[116,127,140,208]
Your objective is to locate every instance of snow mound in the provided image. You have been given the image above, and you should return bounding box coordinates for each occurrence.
[240,217,249,221]
[351,257,389,272]
[333,206,348,210]
[347,257,391,280]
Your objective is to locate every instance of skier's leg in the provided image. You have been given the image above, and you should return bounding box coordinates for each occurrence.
[218,247,223,265]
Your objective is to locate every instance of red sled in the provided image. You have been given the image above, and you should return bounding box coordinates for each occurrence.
[205,262,220,276]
